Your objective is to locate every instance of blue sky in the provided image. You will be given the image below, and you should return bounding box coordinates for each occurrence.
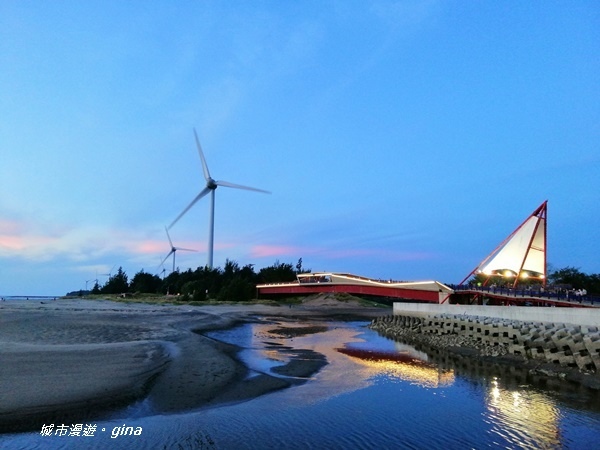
[1,1,598,295]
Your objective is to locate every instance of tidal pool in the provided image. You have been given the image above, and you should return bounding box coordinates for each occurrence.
[3,319,600,449]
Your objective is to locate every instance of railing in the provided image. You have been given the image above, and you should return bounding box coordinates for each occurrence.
[450,284,600,305]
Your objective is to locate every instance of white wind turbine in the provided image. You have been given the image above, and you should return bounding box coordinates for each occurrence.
[161,227,197,273]
[168,129,270,269]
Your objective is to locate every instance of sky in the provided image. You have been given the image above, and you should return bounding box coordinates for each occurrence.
[1,1,598,296]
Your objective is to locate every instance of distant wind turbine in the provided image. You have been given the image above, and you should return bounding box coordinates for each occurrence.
[156,258,167,279]
[100,265,116,279]
[168,128,270,268]
[161,227,197,273]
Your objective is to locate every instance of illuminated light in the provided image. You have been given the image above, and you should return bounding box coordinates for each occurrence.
[485,385,561,448]
[504,270,514,278]
[520,272,529,279]
[492,386,501,400]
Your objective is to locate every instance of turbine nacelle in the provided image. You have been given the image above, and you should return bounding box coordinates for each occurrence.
[161,227,197,273]
[206,178,218,190]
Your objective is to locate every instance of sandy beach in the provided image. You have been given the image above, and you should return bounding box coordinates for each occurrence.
[0,296,387,433]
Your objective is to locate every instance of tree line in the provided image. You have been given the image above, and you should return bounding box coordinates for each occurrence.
[70,262,599,302]
[547,266,600,294]
[72,258,309,302]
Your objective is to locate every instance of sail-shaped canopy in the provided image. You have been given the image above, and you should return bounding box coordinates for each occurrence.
[479,215,545,276]
[467,201,547,286]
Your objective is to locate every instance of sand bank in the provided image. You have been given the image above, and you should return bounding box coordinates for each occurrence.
[0,296,387,432]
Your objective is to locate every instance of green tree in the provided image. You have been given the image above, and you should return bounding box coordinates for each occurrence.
[102,267,129,294]
[194,266,223,299]
[130,270,162,293]
[257,260,297,284]
[73,256,321,299]
[161,271,180,295]
[218,276,254,302]
[548,266,588,288]
[181,280,207,301]
[295,257,311,274]
[548,266,600,293]
[239,263,257,281]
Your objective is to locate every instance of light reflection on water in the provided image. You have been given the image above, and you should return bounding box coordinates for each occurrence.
[2,320,600,449]
[485,378,561,448]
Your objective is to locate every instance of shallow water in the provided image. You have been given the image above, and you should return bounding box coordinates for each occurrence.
[2,319,600,449]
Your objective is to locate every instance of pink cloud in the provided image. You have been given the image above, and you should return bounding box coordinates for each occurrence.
[250,243,433,262]
[130,239,169,255]
[328,248,433,261]
[0,234,27,251]
[0,219,22,234]
[0,219,56,253]
[250,244,310,258]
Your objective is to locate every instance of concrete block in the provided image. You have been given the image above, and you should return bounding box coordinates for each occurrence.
[574,352,594,370]
[509,343,526,355]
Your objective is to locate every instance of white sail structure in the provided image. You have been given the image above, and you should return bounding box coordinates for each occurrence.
[464,201,548,287]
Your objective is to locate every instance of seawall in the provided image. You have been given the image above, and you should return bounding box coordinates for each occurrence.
[393,303,600,327]
[370,310,600,376]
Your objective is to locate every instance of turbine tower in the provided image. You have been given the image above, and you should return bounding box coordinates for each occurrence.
[161,227,197,273]
[168,128,270,269]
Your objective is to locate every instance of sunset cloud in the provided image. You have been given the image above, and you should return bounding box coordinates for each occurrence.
[0,218,203,264]
[249,243,433,263]
[250,244,310,258]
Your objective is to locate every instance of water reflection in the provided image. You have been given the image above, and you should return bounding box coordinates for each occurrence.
[239,320,568,448]
[372,331,583,449]
[485,378,561,448]
[247,321,375,402]
[336,346,455,388]
[3,320,600,449]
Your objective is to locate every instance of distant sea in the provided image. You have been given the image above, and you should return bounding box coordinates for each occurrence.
[0,295,60,301]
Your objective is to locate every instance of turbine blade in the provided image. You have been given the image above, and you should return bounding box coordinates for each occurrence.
[168,187,211,229]
[161,250,174,266]
[216,180,271,194]
[175,247,198,253]
[165,226,174,247]
[193,128,211,181]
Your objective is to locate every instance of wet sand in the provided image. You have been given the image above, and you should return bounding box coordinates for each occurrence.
[0,297,387,432]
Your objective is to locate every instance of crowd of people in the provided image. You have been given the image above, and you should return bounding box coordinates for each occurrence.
[453,283,594,304]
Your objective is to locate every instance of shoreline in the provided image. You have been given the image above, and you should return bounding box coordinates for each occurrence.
[0,296,387,433]
[3,295,600,434]
[369,315,600,390]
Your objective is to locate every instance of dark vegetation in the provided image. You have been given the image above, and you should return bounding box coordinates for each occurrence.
[547,266,600,293]
[68,261,599,303]
[68,258,309,302]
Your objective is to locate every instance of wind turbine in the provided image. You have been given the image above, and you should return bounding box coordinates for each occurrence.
[161,227,197,273]
[156,258,167,279]
[100,265,116,280]
[168,129,270,268]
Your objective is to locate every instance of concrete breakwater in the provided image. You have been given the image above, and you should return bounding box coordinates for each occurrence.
[369,313,600,375]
